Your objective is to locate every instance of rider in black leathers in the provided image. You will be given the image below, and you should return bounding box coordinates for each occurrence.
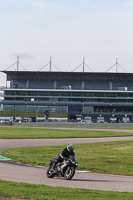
[54,144,75,167]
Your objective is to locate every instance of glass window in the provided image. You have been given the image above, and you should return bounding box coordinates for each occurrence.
[15,105,25,111]
[84,99,94,102]
[36,98,49,101]
[26,105,36,111]
[94,92,105,97]
[117,93,128,97]
[59,106,67,112]
[71,98,82,102]
[83,106,93,113]
[83,92,94,97]
[0,104,3,111]
[106,92,116,97]
[59,98,70,101]
[5,97,16,100]
[61,92,71,96]
[5,91,16,95]
[128,93,133,97]
[16,91,27,95]
[37,106,48,112]
[72,92,82,96]
[52,107,56,112]
[38,91,50,96]
[50,91,60,96]
[49,98,58,102]
[128,99,133,103]
[48,106,59,112]
[116,99,128,102]
[27,91,38,96]
[4,105,15,111]
[16,97,25,100]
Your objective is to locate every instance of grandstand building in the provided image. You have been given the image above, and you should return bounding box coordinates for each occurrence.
[1,70,133,123]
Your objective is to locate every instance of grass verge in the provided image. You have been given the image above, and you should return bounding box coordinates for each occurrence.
[0,111,67,118]
[1,127,133,139]
[0,179,133,200]
[1,141,133,176]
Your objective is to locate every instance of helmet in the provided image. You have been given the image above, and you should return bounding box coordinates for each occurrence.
[67,144,74,152]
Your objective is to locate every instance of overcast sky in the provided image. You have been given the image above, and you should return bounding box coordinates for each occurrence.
[0,0,133,85]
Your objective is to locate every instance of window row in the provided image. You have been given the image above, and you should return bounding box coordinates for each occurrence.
[5,91,133,98]
[3,105,68,112]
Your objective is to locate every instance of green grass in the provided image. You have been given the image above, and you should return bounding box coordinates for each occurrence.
[0,179,133,200]
[1,127,133,139]
[1,141,133,176]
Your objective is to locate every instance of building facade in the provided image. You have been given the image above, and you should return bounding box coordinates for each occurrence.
[1,71,133,122]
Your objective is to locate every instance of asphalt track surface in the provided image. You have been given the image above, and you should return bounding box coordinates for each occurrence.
[0,136,133,192]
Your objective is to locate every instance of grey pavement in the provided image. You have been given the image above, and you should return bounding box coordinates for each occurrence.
[0,161,133,192]
[0,136,133,149]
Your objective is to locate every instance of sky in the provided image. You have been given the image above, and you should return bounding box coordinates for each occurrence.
[0,0,133,85]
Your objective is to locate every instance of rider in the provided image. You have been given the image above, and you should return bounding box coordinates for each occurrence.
[53,144,75,167]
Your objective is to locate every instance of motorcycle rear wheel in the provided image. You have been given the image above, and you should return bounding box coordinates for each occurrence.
[46,166,55,178]
[64,167,75,180]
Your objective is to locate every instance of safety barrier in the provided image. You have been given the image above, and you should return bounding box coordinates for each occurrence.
[0,121,13,125]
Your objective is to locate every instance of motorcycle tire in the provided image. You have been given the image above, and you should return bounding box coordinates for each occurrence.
[64,167,75,180]
[46,166,55,178]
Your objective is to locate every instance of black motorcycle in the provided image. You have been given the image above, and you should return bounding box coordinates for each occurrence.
[46,155,79,180]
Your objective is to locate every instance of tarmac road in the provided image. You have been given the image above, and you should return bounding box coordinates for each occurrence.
[0,136,133,192]
[0,136,133,149]
[0,161,133,192]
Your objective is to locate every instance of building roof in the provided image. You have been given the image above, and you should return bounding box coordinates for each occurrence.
[2,71,132,81]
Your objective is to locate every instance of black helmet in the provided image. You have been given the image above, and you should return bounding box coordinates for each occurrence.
[67,144,74,152]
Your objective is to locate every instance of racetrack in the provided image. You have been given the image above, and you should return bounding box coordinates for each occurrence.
[0,136,133,192]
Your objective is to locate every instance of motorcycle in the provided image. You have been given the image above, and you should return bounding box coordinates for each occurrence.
[46,155,79,180]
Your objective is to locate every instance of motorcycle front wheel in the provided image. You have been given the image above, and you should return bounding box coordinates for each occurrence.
[46,166,55,178]
[64,167,75,180]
